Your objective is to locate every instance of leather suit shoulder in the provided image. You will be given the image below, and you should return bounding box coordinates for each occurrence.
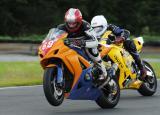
[81,20,92,31]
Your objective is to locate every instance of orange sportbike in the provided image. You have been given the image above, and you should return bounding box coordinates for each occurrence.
[38,28,120,108]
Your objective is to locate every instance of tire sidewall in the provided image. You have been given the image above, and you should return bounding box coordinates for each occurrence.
[96,78,120,108]
[43,67,64,106]
[138,61,157,96]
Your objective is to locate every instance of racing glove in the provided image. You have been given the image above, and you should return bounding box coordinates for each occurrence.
[73,39,86,47]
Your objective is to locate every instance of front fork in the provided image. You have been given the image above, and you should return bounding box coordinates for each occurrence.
[50,63,64,89]
[46,63,63,84]
[56,64,63,84]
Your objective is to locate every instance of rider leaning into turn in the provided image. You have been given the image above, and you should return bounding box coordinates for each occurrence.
[91,15,146,80]
[57,8,110,85]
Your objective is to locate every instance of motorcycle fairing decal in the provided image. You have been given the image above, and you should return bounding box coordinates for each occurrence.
[67,68,101,100]
[107,47,135,88]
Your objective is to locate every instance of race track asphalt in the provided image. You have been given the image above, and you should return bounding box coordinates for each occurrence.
[0,81,159,115]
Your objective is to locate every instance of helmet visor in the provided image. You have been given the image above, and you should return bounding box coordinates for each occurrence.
[93,26,103,34]
[67,22,78,28]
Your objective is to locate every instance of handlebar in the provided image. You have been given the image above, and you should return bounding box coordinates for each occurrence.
[67,36,86,41]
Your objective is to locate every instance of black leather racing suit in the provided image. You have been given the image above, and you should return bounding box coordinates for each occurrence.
[57,20,108,80]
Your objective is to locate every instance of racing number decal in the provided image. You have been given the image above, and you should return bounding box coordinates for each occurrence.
[42,41,54,50]
[47,41,54,48]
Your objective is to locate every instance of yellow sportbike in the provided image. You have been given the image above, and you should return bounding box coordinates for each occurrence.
[100,31,157,96]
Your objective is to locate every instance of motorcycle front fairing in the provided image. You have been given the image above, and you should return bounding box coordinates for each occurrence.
[39,28,103,101]
[67,67,101,100]
[63,47,102,100]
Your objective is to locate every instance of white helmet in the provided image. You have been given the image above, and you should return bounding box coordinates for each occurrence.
[91,15,108,37]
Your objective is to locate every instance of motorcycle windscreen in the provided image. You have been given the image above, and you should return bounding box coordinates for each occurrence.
[39,28,68,56]
[44,28,67,41]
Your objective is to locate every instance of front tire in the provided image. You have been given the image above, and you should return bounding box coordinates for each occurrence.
[137,60,157,96]
[96,78,120,109]
[43,67,64,106]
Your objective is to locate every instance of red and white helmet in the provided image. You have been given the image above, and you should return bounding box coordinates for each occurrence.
[64,8,82,32]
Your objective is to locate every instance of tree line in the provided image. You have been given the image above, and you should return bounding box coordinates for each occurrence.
[0,0,159,36]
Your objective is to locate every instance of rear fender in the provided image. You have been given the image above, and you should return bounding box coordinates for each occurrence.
[133,37,144,53]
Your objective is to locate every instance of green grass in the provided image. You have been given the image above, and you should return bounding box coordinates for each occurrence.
[130,35,160,42]
[0,61,159,88]
[141,54,160,59]
[143,35,160,42]
[148,62,160,79]
[0,61,43,87]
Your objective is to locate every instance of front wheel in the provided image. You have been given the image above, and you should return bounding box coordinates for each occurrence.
[137,60,157,96]
[96,78,120,109]
[43,67,64,106]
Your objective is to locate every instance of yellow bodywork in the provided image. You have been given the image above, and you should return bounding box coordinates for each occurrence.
[100,31,143,89]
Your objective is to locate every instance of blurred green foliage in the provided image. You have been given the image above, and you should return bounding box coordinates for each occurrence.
[0,0,159,36]
[1,34,159,43]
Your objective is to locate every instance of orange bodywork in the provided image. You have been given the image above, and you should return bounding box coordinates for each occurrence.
[39,38,91,95]
[100,44,112,58]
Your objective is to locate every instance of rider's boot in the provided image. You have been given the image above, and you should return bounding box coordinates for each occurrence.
[96,60,110,87]
[130,52,147,80]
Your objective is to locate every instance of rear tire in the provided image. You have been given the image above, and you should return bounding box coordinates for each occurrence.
[96,78,120,109]
[137,61,157,96]
[43,67,64,106]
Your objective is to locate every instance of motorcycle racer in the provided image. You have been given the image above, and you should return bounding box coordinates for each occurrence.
[56,8,110,85]
[91,15,146,80]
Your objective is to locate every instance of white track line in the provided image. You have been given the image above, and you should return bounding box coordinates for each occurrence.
[0,85,42,90]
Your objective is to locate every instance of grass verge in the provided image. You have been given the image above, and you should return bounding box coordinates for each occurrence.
[0,34,45,41]
[148,62,160,79]
[0,61,159,87]
[0,61,43,87]
[141,54,160,59]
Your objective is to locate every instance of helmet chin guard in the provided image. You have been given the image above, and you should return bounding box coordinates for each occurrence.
[91,15,108,37]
